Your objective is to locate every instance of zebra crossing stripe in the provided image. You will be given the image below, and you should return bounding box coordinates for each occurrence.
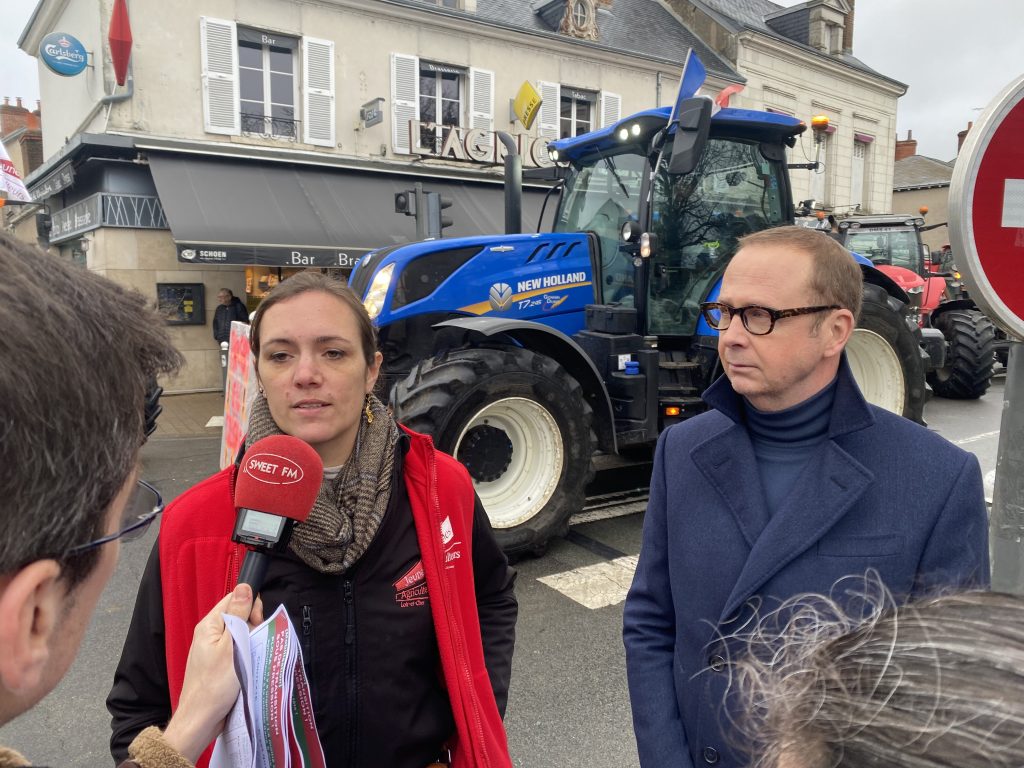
[537,556,638,609]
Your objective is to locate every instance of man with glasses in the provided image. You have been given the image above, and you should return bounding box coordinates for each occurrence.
[623,225,989,768]
[0,232,260,765]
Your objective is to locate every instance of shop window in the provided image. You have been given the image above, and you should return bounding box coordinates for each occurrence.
[560,88,595,138]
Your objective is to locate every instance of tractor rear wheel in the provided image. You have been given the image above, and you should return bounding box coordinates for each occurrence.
[928,309,996,399]
[846,283,927,423]
[392,346,596,557]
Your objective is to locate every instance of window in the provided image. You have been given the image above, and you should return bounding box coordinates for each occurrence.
[419,61,464,153]
[649,137,788,335]
[538,82,620,141]
[851,138,870,212]
[560,88,595,138]
[200,18,335,147]
[809,131,831,206]
[390,54,492,156]
[572,1,589,26]
[238,30,298,139]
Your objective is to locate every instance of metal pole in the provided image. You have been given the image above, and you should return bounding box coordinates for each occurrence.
[991,341,1024,592]
[496,131,522,234]
[414,181,427,241]
[220,341,230,394]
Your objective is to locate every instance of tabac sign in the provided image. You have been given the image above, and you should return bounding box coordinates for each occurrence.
[408,121,552,168]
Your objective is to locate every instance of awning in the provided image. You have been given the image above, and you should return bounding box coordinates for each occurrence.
[148,153,546,269]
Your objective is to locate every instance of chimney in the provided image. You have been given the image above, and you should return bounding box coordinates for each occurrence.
[843,0,855,54]
[957,121,973,153]
[895,129,917,161]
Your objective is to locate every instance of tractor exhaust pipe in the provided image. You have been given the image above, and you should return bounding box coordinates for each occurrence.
[496,131,522,235]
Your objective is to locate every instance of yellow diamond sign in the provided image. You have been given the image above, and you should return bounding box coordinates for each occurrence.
[513,81,543,130]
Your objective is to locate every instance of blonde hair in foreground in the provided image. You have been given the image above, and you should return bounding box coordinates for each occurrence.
[731,578,1024,768]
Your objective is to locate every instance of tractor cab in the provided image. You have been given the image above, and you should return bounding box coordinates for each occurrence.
[549,105,801,341]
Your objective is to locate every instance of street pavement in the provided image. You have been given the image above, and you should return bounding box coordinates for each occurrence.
[0,379,1007,766]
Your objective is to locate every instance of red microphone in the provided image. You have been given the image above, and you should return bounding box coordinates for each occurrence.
[232,435,323,591]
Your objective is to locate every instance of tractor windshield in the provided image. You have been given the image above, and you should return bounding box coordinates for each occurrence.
[648,137,788,336]
[553,148,646,305]
[845,229,920,271]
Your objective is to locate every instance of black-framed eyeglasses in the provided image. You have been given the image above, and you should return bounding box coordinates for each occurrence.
[700,301,841,336]
[67,480,164,555]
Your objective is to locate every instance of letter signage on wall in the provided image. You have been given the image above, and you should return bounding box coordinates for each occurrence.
[39,33,88,77]
[407,120,552,168]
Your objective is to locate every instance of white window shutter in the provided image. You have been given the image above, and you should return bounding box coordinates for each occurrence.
[303,37,335,147]
[200,17,239,135]
[600,90,621,128]
[538,80,560,141]
[851,140,867,209]
[469,67,494,131]
[391,53,419,154]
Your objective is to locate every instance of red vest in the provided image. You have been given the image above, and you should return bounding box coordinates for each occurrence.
[159,427,512,768]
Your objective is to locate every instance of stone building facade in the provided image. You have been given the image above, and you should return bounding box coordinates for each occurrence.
[16,0,903,390]
[663,0,906,216]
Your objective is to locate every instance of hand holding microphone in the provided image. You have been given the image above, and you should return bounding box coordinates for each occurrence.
[233,435,324,592]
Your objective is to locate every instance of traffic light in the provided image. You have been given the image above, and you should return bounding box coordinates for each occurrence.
[425,192,454,239]
[394,190,416,216]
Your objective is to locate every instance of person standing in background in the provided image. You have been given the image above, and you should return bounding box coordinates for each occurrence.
[213,288,249,344]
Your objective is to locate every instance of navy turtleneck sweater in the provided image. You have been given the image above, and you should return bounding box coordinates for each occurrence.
[744,376,838,521]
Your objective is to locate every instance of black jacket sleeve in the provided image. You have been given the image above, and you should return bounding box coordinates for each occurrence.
[470,493,517,717]
[231,298,250,324]
[107,540,172,764]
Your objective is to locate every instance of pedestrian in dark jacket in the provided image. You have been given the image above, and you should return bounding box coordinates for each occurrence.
[109,271,518,768]
[212,288,249,343]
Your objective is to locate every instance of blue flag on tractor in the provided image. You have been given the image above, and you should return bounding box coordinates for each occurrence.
[670,49,707,123]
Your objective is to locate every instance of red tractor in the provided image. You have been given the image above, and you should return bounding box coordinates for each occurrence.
[837,214,996,399]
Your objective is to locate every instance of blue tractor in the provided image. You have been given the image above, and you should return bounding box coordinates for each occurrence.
[350,97,927,556]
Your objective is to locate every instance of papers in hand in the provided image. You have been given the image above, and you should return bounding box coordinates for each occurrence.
[210,604,326,768]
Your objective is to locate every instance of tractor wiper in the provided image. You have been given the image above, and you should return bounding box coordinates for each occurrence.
[594,147,630,199]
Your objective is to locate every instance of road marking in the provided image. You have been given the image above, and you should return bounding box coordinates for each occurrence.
[537,555,638,609]
[570,500,648,525]
[954,430,999,446]
[205,416,225,428]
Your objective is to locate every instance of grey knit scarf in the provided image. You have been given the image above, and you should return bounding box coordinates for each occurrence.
[245,392,399,574]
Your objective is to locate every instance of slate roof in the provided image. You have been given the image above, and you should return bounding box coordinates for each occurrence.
[387,0,742,81]
[690,0,905,89]
[893,154,954,191]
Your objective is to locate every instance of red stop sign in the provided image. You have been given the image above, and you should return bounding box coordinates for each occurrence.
[951,74,1024,339]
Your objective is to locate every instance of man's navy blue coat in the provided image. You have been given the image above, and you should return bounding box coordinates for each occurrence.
[623,357,989,768]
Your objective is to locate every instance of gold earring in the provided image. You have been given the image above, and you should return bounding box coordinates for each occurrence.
[364,398,374,424]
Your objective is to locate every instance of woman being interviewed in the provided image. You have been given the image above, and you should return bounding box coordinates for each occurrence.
[108,272,518,768]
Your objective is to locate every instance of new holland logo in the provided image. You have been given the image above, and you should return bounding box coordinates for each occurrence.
[489,282,514,312]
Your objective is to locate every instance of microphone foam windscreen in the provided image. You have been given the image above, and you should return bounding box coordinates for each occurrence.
[234,435,324,523]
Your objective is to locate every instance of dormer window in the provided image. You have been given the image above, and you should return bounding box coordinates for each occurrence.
[572,1,589,27]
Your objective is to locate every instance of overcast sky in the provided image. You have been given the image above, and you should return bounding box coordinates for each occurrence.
[2,0,1023,160]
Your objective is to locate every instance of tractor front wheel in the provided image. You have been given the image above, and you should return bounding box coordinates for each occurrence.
[392,346,596,557]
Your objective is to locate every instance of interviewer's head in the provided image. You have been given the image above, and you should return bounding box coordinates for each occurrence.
[733,586,1024,768]
[0,232,180,722]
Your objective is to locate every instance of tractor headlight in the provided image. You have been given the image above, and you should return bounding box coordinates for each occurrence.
[363,263,395,320]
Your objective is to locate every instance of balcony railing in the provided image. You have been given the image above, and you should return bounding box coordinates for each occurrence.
[241,113,299,141]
